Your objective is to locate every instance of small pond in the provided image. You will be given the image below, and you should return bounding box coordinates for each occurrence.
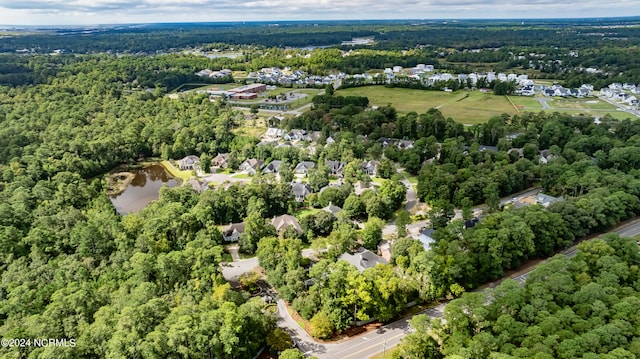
[109,164,180,215]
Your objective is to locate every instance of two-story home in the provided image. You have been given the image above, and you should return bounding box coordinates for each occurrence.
[239,158,265,175]
[212,153,230,169]
[291,182,313,202]
[361,160,378,176]
[325,160,346,176]
[177,155,200,170]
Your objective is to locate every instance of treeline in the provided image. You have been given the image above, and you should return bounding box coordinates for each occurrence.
[3,20,640,54]
[417,113,640,207]
[312,93,369,108]
[395,234,640,359]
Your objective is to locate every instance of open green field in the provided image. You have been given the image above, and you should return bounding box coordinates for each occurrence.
[337,86,516,124]
[509,96,637,120]
[338,86,638,123]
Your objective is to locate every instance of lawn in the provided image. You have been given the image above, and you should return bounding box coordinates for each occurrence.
[336,86,517,124]
[232,173,251,179]
[161,160,194,181]
[503,96,637,120]
[337,86,639,123]
[294,207,321,218]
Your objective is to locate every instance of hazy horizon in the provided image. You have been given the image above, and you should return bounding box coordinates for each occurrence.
[1,0,639,26]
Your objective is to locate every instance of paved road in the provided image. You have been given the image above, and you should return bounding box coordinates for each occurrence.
[535,97,553,109]
[300,218,640,358]
[597,95,640,118]
[283,301,445,359]
[403,178,417,211]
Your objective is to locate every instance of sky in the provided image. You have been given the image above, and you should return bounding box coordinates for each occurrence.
[0,0,639,26]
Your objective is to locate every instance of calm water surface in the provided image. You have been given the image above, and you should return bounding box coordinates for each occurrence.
[109,164,179,214]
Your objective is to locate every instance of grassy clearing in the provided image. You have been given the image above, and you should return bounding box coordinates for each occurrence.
[160,160,194,181]
[549,98,619,111]
[232,173,251,179]
[509,96,542,108]
[337,86,516,123]
[498,96,637,120]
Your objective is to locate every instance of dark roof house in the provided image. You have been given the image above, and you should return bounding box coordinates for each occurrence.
[263,160,283,174]
[291,182,313,202]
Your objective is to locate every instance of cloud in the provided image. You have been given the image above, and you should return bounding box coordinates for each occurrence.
[0,0,639,25]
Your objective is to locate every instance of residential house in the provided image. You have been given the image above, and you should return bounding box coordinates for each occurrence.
[354,181,377,196]
[397,140,415,150]
[539,149,557,164]
[307,131,322,142]
[535,192,564,207]
[322,202,342,215]
[326,136,335,145]
[186,178,209,193]
[416,228,436,250]
[177,155,200,170]
[554,87,570,97]
[265,127,285,138]
[294,161,316,174]
[221,222,245,242]
[339,249,388,273]
[272,214,303,235]
[212,153,229,168]
[263,160,283,174]
[285,129,308,141]
[479,145,498,152]
[361,160,378,176]
[325,160,346,176]
[238,158,264,175]
[291,182,313,202]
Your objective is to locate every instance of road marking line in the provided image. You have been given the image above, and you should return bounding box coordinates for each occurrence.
[339,332,405,359]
